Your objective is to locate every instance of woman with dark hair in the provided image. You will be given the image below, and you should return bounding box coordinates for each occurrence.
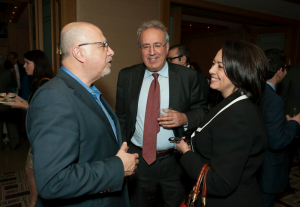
[176,41,268,207]
[4,50,54,207]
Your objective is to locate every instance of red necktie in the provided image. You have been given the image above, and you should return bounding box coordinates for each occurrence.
[143,73,160,165]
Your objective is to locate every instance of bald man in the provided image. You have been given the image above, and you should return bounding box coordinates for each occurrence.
[26,22,138,207]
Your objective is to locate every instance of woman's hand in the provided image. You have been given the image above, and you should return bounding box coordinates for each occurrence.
[2,93,29,110]
[176,137,191,154]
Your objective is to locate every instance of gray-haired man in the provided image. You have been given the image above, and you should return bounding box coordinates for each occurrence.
[116,20,208,207]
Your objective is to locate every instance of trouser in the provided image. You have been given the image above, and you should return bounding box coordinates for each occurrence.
[0,105,19,150]
[261,191,276,207]
[127,143,187,207]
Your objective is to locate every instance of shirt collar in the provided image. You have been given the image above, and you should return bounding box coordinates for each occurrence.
[61,66,102,98]
[144,61,169,79]
[266,81,276,91]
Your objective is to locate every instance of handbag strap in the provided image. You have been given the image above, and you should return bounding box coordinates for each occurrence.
[39,77,50,83]
[191,164,209,204]
[191,95,248,138]
[201,166,211,207]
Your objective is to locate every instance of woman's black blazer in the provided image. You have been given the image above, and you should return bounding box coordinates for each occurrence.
[180,90,267,207]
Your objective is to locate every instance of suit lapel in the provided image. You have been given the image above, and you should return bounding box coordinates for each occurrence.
[168,63,181,110]
[56,70,118,145]
[100,96,122,146]
[130,64,146,120]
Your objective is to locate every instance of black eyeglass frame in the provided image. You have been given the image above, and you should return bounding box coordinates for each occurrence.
[78,41,108,48]
[166,55,183,62]
[282,65,290,72]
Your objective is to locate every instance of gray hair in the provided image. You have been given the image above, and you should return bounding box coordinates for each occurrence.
[0,54,5,65]
[137,20,169,45]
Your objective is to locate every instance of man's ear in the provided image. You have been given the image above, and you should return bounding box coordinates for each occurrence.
[181,55,187,65]
[276,68,283,78]
[72,46,85,63]
[165,43,170,53]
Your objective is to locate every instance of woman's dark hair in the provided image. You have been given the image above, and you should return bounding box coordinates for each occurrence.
[23,50,54,89]
[222,40,268,103]
[4,60,14,70]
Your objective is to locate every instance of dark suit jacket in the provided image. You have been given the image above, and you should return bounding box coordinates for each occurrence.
[257,84,300,193]
[115,62,209,142]
[0,67,17,113]
[26,69,129,207]
[180,90,268,207]
[0,66,17,93]
[196,70,210,104]
[17,62,25,81]
[277,62,300,115]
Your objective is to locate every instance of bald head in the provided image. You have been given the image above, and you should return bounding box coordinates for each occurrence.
[60,22,103,59]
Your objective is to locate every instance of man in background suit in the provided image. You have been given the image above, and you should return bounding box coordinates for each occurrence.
[258,49,300,207]
[0,55,19,151]
[167,44,210,104]
[7,52,26,134]
[116,20,208,207]
[26,22,138,207]
[7,52,25,95]
[277,61,300,193]
[277,61,300,114]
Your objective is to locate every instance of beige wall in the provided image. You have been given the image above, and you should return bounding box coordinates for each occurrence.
[76,0,160,109]
[182,28,241,78]
[0,22,30,64]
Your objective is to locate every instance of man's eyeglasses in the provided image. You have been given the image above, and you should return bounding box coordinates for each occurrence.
[140,43,167,51]
[166,55,183,62]
[78,41,108,48]
[282,65,290,72]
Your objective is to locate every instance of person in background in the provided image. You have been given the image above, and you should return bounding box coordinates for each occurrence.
[7,52,26,136]
[257,49,300,207]
[116,20,208,207]
[4,50,54,207]
[6,52,25,95]
[176,40,268,207]
[0,55,18,151]
[167,45,210,103]
[277,60,300,194]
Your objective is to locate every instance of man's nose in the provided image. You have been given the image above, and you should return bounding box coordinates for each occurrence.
[149,46,155,55]
[108,46,114,56]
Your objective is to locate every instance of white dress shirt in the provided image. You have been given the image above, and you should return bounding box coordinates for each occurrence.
[131,62,176,150]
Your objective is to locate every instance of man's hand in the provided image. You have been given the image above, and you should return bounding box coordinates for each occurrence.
[116,142,139,177]
[287,113,300,125]
[158,109,188,128]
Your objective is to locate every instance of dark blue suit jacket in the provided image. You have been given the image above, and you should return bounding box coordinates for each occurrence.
[257,84,300,193]
[26,69,129,207]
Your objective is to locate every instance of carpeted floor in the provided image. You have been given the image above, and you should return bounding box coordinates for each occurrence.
[0,170,30,207]
[275,156,300,207]
[1,162,300,207]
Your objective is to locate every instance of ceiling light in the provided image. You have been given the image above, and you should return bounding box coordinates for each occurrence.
[207,27,210,29]
[9,20,12,22]
[190,24,192,26]
[15,7,17,9]
[12,12,15,14]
